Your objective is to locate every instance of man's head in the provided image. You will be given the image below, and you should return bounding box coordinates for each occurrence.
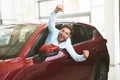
[58,24,73,43]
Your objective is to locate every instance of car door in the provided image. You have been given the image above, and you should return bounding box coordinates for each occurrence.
[23,23,98,80]
[0,30,26,80]
[0,57,25,80]
[71,23,106,64]
[61,23,98,80]
[43,23,97,80]
[23,27,85,80]
[23,55,63,80]
[22,28,64,80]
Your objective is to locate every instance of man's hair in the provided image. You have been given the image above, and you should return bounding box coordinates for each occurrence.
[61,24,74,35]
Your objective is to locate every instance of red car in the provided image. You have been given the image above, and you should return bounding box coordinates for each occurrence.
[0,22,109,80]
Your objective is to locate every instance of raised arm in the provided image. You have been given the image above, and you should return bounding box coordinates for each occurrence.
[48,4,64,33]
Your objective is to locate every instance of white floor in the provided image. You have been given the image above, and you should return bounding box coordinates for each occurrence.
[108,64,120,80]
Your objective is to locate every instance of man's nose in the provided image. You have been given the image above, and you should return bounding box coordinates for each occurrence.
[62,32,66,36]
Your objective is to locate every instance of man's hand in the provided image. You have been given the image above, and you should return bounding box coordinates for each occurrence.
[54,4,64,13]
[83,50,89,59]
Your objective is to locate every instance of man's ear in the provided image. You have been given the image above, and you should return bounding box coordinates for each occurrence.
[70,34,72,37]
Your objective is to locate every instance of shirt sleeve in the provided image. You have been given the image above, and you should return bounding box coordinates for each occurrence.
[65,44,86,62]
[48,12,58,33]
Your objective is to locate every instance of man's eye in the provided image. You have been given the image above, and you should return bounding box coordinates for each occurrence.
[62,30,64,32]
[65,33,69,35]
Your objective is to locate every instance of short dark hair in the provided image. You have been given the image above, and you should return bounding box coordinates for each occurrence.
[61,24,74,35]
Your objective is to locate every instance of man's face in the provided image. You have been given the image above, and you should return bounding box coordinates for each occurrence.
[58,27,71,43]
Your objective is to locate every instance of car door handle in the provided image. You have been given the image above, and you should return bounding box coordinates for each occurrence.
[63,59,73,64]
[65,59,71,63]
[93,47,98,51]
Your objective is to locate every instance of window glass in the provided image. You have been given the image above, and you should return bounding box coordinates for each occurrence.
[91,0,104,6]
[64,0,90,14]
[79,16,90,23]
[39,0,62,17]
[55,23,93,45]
[62,16,90,24]
[38,0,90,16]
[0,29,13,46]
[0,24,39,60]
[38,0,91,23]
[71,23,93,44]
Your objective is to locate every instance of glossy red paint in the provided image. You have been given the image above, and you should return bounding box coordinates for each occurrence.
[0,23,48,80]
[39,44,59,54]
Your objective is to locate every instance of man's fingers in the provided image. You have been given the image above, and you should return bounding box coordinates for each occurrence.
[83,50,89,58]
[56,4,64,12]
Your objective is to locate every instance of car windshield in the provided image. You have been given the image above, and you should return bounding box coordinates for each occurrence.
[0,24,39,60]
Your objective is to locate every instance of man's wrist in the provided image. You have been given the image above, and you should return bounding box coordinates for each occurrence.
[54,9,59,13]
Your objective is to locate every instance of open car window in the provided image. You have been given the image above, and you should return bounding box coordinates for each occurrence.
[56,23,94,45]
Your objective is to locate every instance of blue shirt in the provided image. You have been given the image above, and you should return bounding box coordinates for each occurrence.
[45,12,86,62]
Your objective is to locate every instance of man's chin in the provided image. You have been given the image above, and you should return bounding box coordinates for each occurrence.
[59,39,65,43]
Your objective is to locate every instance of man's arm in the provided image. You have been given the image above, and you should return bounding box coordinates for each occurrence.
[48,4,64,33]
[48,12,58,33]
[65,44,89,62]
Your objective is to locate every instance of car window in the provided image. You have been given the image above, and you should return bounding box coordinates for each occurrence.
[0,24,39,60]
[56,23,94,45]
[70,23,94,45]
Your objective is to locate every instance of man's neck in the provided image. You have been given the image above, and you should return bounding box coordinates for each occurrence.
[58,41,62,44]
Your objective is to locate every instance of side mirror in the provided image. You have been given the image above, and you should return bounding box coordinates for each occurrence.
[39,44,59,57]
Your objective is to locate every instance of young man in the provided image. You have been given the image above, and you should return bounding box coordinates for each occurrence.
[45,4,89,62]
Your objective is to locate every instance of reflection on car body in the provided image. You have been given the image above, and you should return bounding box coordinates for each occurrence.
[0,22,109,80]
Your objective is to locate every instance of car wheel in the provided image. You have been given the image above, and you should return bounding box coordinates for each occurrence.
[94,60,109,80]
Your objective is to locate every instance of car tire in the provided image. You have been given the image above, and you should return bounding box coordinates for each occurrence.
[94,56,109,80]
